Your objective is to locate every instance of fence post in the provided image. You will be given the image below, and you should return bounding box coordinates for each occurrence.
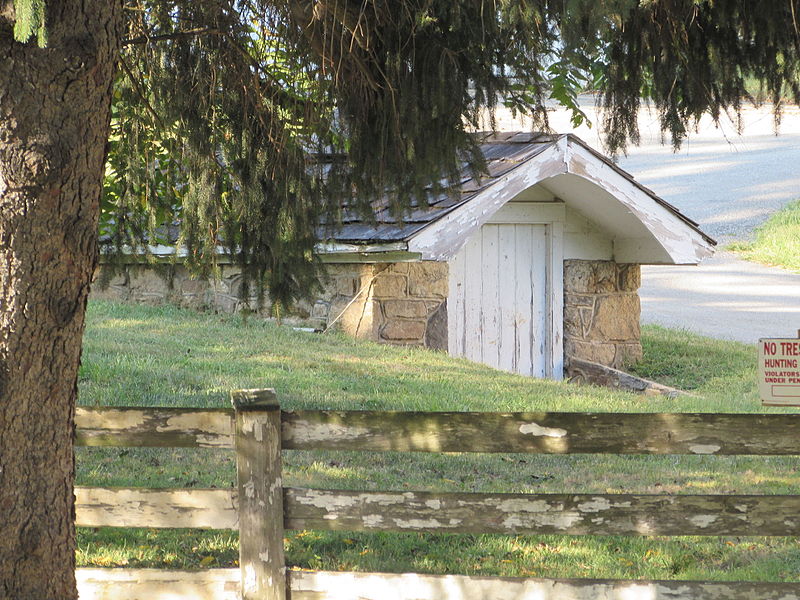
[231,389,285,600]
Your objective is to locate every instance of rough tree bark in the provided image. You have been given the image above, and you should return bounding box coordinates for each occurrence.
[0,1,122,598]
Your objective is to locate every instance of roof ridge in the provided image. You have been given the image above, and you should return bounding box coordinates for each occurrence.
[476,131,559,144]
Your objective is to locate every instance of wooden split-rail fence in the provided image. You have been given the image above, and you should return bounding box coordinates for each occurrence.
[75,389,800,600]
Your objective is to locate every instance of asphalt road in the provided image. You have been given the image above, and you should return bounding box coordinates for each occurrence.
[640,252,800,344]
[498,100,800,344]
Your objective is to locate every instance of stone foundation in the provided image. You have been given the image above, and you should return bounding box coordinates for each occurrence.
[563,259,642,371]
[92,260,448,348]
[94,258,643,370]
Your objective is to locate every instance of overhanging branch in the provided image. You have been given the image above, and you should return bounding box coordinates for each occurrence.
[122,28,221,46]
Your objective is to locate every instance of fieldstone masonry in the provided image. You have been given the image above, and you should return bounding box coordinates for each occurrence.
[563,259,643,372]
[94,258,643,372]
[365,262,449,348]
[92,261,449,348]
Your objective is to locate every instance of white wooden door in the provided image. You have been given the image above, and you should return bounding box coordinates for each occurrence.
[448,224,549,376]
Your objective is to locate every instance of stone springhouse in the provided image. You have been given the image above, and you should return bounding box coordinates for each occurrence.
[96,132,716,379]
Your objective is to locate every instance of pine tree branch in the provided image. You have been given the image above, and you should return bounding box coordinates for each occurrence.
[117,55,165,129]
[122,28,221,47]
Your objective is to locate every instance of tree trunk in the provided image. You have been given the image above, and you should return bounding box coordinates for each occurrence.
[0,2,121,598]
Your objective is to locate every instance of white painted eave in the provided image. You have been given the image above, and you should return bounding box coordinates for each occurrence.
[315,241,409,254]
[405,135,715,265]
[406,143,567,261]
[563,138,716,265]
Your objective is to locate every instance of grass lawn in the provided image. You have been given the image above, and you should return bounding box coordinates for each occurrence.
[728,199,800,272]
[76,300,800,581]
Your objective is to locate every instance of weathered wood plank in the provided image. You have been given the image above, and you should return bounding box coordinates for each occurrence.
[285,488,800,537]
[75,406,236,448]
[75,568,800,600]
[75,487,238,529]
[75,569,800,600]
[232,389,286,600]
[281,410,800,454]
[288,570,800,600]
[531,223,549,377]
[480,223,500,367]
[497,224,516,373]
[514,224,534,376]
[546,220,565,379]
[76,568,240,600]
[447,241,465,357]
[463,232,483,362]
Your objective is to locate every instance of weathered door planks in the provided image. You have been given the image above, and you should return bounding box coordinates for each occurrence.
[447,222,550,377]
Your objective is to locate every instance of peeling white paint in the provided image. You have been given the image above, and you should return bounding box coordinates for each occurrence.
[566,141,713,264]
[296,490,359,510]
[393,518,459,529]
[497,499,552,513]
[243,479,255,499]
[195,434,230,448]
[361,493,407,506]
[518,423,567,438]
[577,498,611,513]
[278,569,800,600]
[243,565,257,593]
[502,513,583,530]
[425,499,442,510]
[363,514,384,527]
[254,423,263,442]
[158,412,232,436]
[406,145,566,261]
[290,421,371,444]
[734,504,749,513]
[269,481,281,506]
[75,408,147,431]
[259,550,270,563]
[689,514,718,528]
[689,444,721,455]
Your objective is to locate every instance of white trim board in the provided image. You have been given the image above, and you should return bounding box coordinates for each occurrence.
[407,136,714,265]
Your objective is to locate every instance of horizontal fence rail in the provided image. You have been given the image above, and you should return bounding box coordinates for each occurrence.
[75,568,800,600]
[75,487,238,529]
[284,488,800,536]
[75,486,800,537]
[75,406,235,448]
[77,406,800,455]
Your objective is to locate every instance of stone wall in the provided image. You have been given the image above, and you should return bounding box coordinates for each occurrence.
[352,262,448,348]
[92,260,449,348]
[563,259,642,371]
[94,258,643,371]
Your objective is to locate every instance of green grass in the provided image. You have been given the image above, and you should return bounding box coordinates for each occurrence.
[76,301,800,581]
[728,199,800,272]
